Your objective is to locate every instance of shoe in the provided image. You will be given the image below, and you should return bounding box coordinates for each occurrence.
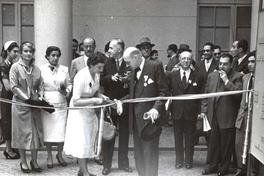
[185,164,193,169]
[202,168,217,175]
[175,163,183,169]
[56,154,67,166]
[77,172,96,176]
[3,150,20,159]
[30,161,42,172]
[217,172,226,176]
[120,167,132,173]
[20,162,31,173]
[102,168,111,175]
[47,163,53,169]
[94,158,103,165]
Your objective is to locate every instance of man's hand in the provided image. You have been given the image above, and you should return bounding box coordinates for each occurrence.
[143,108,159,123]
[111,73,120,82]
[199,113,207,120]
[219,70,229,83]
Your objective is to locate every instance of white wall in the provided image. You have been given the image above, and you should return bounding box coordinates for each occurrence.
[72,0,197,63]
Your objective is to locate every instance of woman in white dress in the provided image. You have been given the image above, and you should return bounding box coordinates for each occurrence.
[40,46,72,168]
[64,52,107,176]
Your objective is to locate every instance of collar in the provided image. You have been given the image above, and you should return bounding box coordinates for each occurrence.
[84,54,89,65]
[238,54,247,65]
[4,59,12,66]
[116,57,123,66]
[170,54,177,59]
[180,68,191,75]
[139,58,145,71]
[205,58,213,64]
[17,57,35,68]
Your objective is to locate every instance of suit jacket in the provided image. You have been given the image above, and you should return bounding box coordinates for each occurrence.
[166,55,179,72]
[168,69,203,121]
[235,73,253,129]
[195,59,219,78]
[100,57,129,100]
[232,54,250,75]
[129,60,169,134]
[70,55,86,82]
[195,59,219,93]
[201,70,243,129]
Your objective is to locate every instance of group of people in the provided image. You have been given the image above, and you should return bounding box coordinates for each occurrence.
[0,36,261,176]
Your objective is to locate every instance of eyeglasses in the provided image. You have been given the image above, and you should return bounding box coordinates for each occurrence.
[219,62,229,66]
[203,50,211,53]
[214,53,221,56]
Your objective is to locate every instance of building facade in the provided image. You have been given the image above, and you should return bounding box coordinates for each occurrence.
[0,0,254,66]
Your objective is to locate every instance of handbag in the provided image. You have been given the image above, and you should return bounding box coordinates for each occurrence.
[102,113,116,141]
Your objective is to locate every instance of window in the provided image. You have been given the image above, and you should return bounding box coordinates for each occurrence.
[0,2,34,47]
[198,5,251,60]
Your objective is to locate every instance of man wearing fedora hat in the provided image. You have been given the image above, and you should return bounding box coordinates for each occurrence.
[123,47,169,176]
[178,44,192,54]
[136,37,155,60]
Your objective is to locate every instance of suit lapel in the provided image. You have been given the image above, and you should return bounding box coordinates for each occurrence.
[237,57,248,71]
[185,70,195,91]
[119,59,127,75]
[208,59,218,73]
[175,71,184,92]
[135,62,150,97]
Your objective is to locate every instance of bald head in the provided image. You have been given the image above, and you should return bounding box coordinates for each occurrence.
[83,38,96,57]
[123,47,142,70]
[179,51,192,70]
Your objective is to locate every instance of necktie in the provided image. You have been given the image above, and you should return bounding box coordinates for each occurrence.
[135,67,140,81]
[205,60,210,72]
[182,72,187,88]
[116,59,119,71]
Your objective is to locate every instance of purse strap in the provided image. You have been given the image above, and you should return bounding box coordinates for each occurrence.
[105,107,114,125]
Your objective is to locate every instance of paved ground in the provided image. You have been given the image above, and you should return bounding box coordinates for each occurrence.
[0,127,237,176]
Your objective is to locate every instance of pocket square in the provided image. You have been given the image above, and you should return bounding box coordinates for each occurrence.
[147,78,154,84]
[193,82,197,86]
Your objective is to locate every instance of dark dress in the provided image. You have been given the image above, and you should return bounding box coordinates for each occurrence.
[0,59,13,140]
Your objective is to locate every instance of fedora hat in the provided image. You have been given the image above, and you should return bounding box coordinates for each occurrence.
[178,44,192,52]
[141,121,162,141]
[136,37,155,48]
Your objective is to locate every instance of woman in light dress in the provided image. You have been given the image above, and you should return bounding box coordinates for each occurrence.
[40,46,72,168]
[10,41,43,173]
[64,52,107,176]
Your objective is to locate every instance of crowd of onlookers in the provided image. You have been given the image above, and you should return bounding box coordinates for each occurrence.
[0,37,262,176]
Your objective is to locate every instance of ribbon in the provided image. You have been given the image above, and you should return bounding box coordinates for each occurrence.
[0,90,251,110]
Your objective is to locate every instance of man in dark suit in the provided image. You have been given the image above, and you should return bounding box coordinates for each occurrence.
[123,47,169,176]
[231,39,250,75]
[168,51,203,169]
[235,51,259,176]
[195,42,219,85]
[100,38,132,175]
[194,42,219,147]
[70,37,96,82]
[165,44,178,74]
[201,54,243,176]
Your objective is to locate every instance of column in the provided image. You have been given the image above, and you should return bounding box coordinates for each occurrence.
[34,0,72,68]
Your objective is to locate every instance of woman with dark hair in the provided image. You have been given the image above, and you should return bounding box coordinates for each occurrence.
[40,46,72,168]
[0,41,20,159]
[64,52,108,176]
[10,41,44,173]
